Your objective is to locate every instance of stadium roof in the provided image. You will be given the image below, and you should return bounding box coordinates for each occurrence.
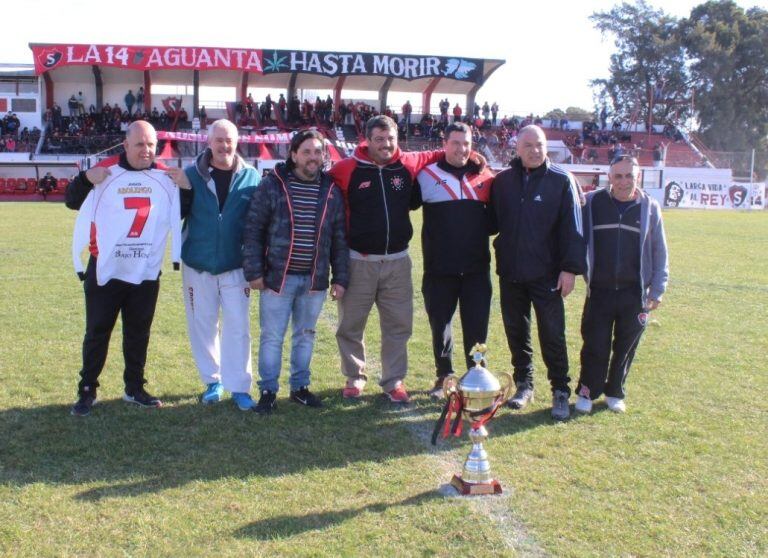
[0,63,36,77]
[29,43,505,97]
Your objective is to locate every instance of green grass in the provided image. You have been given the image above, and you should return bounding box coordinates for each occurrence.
[1,203,766,557]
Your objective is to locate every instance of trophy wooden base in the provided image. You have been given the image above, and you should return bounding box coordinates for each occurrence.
[450,474,503,495]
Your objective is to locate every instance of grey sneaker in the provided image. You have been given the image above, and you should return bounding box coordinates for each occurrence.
[551,390,570,421]
[507,383,534,409]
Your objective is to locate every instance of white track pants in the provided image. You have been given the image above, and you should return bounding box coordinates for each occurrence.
[183,265,253,393]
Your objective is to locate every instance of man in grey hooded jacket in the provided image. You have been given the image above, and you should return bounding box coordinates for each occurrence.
[575,155,669,414]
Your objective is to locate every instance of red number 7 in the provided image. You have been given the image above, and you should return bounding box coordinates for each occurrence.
[124,197,151,238]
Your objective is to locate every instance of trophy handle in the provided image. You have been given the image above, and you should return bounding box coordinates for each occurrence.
[499,372,514,401]
[443,374,459,396]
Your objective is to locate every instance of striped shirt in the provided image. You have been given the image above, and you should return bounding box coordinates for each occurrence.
[287,173,321,274]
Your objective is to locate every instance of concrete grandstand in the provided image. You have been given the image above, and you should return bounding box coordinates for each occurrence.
[0,42,762,209]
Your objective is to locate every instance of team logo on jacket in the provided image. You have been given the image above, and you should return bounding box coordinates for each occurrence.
[637,312,649,326]
[359,181,371,190]
[244,287,251,298]
[390,176,404,191]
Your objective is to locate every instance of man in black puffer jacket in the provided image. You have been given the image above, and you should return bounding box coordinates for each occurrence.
[242,130,349,414]
[489,125,586,421]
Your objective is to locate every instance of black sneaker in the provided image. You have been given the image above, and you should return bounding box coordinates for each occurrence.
[123,388,162,408]
[71,393,97,416]
[428,376,448,400]
[255,390,277,415]
[289,386,323,408]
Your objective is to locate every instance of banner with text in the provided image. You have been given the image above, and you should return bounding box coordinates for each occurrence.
[157,131,292,144]
[32,44,264,74]
[31,44,483,82]
[261,50,482,82]
[662,180,765,209]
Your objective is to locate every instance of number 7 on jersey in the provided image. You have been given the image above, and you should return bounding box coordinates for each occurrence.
[124,197,151,238]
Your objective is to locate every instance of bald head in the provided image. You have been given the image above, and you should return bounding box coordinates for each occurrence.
[208,119,239,170]
[517,125,547,169]
[123,120,157,169]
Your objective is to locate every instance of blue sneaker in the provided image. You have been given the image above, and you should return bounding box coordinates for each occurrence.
[201,382,224,405]
[232,392,256,411]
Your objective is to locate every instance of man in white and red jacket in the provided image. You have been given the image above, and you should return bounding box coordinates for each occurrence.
[413,122,495,398]
[67,121,180,417]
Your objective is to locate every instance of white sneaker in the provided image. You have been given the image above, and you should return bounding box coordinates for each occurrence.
[605,396,626,413]
[574,395,593,414]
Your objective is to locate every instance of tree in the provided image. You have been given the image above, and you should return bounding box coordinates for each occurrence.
[544,108,565,120]
[544,107,594,122]
[679,1,768,166]
[590,1,692,129]
[565,106,595,122]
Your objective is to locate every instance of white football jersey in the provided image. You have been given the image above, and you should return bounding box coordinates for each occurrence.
[72,165,181,286]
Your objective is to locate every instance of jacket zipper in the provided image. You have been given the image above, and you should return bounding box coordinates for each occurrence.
[277,173,295,294]
[310,185,331,289]
[378,167,390,254]
[614,206,622,290]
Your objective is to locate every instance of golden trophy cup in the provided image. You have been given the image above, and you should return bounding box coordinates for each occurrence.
[431,343,513,495]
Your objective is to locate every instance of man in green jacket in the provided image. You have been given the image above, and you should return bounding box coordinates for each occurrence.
[166,119,260,410]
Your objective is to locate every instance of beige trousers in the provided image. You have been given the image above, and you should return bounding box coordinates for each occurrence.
[336,255,413,392]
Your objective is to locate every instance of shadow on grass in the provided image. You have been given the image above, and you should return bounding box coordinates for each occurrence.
[1,389,555,500]
[233,490,441,540]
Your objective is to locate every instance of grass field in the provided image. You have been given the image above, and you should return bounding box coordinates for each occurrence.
[1,202,766,557]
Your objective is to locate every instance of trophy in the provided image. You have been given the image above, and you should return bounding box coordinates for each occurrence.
[431,343,513,495]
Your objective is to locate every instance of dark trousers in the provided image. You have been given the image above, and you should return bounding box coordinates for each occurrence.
[78,258,160,396]
[422,272,491,377]
[578,286,646,400]
[499,279,570,394]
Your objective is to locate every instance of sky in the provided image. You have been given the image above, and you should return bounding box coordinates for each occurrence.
[5,0,767,116]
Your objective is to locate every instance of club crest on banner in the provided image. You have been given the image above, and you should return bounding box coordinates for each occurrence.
[37,48,63,70]
[728,185,748,207]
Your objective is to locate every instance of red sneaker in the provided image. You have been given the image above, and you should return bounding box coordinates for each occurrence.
[387,382,410,403]
[342,379,364,399]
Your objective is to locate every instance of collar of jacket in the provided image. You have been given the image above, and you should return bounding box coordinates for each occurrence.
[193,147,246,181]
[511,156,549,177]
[436,157,480,176]
[352,142,403,167]
[117,152,162,171]
[272,161,332,188]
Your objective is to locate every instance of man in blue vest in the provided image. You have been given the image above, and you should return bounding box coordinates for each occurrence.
[166,119,260,410]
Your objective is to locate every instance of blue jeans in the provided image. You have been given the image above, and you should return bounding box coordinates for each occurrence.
[258,275,327,392]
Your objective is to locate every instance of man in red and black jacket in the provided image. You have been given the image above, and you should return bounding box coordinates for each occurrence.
[329,115,442,403]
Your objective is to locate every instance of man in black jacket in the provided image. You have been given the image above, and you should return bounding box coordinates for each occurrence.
[489,125,586,420]
[242,130,349,414]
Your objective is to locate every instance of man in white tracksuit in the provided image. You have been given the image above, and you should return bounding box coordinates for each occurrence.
[167,119,260,410]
